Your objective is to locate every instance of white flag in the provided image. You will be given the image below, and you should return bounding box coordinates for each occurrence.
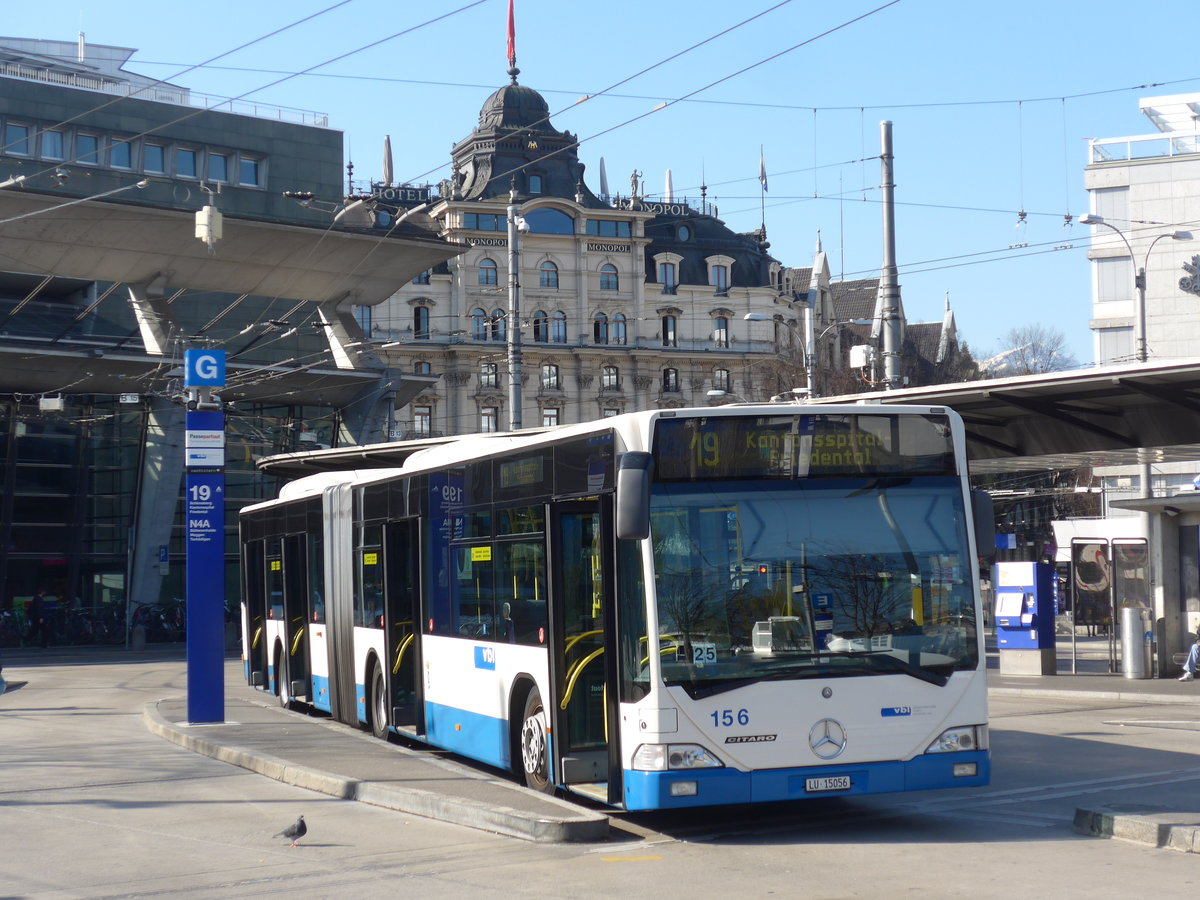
[758,147,768,192]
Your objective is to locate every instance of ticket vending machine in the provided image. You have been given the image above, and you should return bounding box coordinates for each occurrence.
[994,561,1056,675]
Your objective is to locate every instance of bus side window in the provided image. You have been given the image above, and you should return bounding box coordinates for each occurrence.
[453,545,495,637]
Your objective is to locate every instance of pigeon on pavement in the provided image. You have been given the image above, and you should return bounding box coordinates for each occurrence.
[274,815,306,847]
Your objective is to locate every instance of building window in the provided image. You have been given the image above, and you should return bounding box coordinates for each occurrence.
[414,361,432,375]
[532,311,548,342]
[552,311,567,343]
[470,308,488,340]
[528,174,542,194]
[490,308,506,341]
[77,134,100,165]
[110,139,131,168]
[542,363,560,389]
[479,257,498,286]
[414,306,430,340]
[593,312,608,345]
[144,143,166,173]
[414,405,432,436]
[677,225,691,242]
[601,365,620,390]
[662,368,679,392]
[713,368,730,392]
[658,261,677,292]
[586,219,632,237]
[239,156,263,186]
[412,270,431,285]
[176,147,198,178]
[539,260,559,288]
[710,265,729,293]
[354,304,372,336]
[5,123,29,155]
[480,362,498,388]
[662,314,677,348]
[481,406,499,433]
[612,313,627,346]
[209,152,229,182]
[42,130,64,159]
[713,316,729,348]
[542,407,560,427]
[599,264,618,291]
[464,212,504,231]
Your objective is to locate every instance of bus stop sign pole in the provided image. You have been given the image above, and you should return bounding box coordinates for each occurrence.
[183,349,226,723]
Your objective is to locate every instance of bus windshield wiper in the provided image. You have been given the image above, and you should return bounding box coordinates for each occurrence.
[837,650,950,686]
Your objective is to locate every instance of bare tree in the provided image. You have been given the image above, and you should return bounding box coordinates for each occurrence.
[982,324,1079,376]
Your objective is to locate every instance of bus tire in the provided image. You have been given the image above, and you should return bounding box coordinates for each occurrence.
[274,647,291,709]
[518,689,553,794]
[370,665,389,741]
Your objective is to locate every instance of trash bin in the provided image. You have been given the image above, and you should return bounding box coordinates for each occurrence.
[1120,605,1153,679]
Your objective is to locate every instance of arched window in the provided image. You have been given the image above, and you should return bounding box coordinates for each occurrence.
[599,264,618,291]
[662,368,679,392]
[552,311,567,343]
[601,365,620,390]
[532,310,548,343]
[662,314,677,348]
[470,308,488,340]
[414,306,430,340]
[658,261,677,292]
[713,368,731,392]
[710,265,729,293]
[479,257,498,286]
[539,260,559,289]
[612,313,627,346]
[712,316,729,348]
[541,363,560,389]
[480,362,498,388]
[593,312,608,345]
[490,308,506,341]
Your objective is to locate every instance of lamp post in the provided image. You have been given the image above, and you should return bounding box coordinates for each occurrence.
[743,313,870,399]
[1078,214,1192,363]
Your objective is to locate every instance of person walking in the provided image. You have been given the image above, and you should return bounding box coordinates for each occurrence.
[1178,638,1200,681]
[26,589,50,649]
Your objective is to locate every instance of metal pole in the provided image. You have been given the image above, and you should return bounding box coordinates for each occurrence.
[879,121,902,390]
[803,301,816,398]
[506,185,522,431]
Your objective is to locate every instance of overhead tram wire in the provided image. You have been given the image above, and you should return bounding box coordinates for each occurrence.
[0,1,489,183]
[0,0,355,162]
[397,0,905,195]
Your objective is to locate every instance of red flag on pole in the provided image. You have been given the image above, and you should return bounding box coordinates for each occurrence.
[506,0,516,67]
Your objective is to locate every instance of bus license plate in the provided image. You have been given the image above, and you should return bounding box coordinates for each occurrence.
[805,776,851,793]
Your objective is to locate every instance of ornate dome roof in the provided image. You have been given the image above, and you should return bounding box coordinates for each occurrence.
[478,80,551,131]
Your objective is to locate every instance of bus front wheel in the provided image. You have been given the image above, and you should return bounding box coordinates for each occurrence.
[518,690,552,794]
[370,666,389,740]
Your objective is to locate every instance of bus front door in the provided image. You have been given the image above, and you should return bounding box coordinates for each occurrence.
[550,500,621,802]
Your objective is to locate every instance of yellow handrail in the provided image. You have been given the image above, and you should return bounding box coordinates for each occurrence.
[560,647,604,710]
[564,629,603,655]
[392,632,415,675]
[289,618,305,656]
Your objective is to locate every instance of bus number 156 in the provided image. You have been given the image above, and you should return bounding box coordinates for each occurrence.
[711,708,750,727]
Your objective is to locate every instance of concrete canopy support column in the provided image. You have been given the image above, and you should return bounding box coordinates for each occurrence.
[127,275,180,356]
[128,397,185,624]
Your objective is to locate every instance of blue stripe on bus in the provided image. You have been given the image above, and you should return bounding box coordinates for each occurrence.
[424,700,510,770]
[621,750,990,811]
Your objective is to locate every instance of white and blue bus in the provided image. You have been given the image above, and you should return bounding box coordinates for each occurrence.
[240,404,993,810]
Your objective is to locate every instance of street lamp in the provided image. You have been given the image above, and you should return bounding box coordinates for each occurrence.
[1078,214,1192,363]
[743,313,871,399]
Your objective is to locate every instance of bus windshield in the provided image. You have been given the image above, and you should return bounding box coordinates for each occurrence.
[648,475,978,697]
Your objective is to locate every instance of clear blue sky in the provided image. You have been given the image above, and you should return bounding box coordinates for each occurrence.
[8,0,1200,364]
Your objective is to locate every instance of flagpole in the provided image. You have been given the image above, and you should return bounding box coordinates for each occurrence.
[759,145,767,236]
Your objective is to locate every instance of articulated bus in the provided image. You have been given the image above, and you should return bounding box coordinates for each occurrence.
[240,404,994,811]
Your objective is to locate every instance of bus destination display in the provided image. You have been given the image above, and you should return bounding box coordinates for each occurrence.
[652,413,955,480]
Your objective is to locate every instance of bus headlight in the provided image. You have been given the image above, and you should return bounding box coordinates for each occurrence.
[925,725,987,754]
[632,743,724,771]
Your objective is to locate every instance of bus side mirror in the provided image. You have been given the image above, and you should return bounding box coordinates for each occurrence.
[971,489,995,563]
[616,451,653,541]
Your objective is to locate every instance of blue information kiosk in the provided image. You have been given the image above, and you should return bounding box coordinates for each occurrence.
[994,561,1057,676]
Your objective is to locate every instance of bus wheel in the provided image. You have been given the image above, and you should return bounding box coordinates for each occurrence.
[370,666,389,740]
[518,690,552,794]
[275,651,290,709]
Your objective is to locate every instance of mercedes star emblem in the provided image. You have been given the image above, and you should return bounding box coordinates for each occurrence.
[808,718,848,759]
